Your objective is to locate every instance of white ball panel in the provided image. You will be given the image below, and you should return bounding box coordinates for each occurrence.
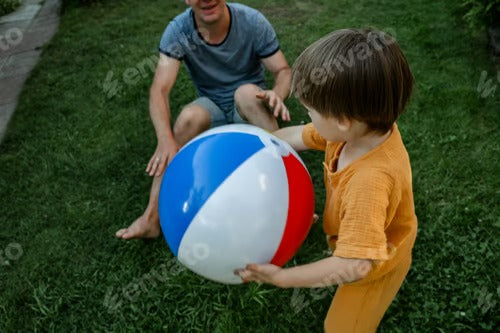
[177,146,290,284]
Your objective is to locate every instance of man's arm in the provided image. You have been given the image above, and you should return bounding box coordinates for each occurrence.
[261,50,291,100]
[259,50,292,121]
[146,54,181,177]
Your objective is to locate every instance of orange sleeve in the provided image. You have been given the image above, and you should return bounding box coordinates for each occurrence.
[302,123,327,151]
[333,169,394,261]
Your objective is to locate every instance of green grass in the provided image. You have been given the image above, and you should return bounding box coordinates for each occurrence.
[0,0,499,331]
[0,0,20,16]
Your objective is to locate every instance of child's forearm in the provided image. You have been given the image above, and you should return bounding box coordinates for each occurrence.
[273,125,308,152]
[277,256,372,288]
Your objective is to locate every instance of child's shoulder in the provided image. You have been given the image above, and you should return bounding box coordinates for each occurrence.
[342,128,412,191]
[363,125,411,175]
[344,164,395,192]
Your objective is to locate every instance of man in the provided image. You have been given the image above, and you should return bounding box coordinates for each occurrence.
[116,0,292,239]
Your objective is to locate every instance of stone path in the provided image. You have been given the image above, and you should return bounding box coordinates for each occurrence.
[0,0,60,142]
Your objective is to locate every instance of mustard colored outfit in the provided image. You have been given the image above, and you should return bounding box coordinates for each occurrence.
[302,123,418,333]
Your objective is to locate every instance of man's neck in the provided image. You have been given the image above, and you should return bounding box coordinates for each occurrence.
[195,5,230,45]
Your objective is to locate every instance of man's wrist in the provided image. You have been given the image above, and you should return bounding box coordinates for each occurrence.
[271,88,288,101]
[157,131,174,144]
[272,67,291,101]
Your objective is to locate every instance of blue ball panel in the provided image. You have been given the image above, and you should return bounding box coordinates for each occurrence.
[158,132,265,256]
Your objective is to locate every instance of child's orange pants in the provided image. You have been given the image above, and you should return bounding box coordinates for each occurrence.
[324,255,412,332]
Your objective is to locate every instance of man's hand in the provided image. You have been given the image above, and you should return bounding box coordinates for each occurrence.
[146,140,180,177]
[256,90,291,122]
[235,263,287,287]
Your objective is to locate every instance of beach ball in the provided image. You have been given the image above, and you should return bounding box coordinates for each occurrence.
[158,124,315,284]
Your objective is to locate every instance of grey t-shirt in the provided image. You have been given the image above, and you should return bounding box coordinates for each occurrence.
[159,3,280,109]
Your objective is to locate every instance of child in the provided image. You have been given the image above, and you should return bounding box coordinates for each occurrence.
[235,28,417,332]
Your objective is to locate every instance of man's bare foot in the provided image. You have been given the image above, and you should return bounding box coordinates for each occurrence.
[115,213,161,240]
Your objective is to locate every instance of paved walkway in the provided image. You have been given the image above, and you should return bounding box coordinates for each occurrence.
[0,0,60,142]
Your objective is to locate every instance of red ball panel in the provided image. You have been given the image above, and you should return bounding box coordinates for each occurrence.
[270,154,315,266]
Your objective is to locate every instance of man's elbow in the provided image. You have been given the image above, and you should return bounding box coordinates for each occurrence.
[150,83,170,99]
[281,67,292,77]
[274,66,291,78]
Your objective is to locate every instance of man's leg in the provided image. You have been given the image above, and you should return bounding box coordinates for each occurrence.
[115,101,215,239]
[234,84,279,131]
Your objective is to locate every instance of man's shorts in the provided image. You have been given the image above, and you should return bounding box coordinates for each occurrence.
[190,97,248,128]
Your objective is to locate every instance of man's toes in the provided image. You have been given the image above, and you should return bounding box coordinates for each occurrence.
[115,228,128,238]
[121,230,136,240]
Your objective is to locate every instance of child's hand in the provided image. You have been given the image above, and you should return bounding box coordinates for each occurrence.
[234,263,286,287]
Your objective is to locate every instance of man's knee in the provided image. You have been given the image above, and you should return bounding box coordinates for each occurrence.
[173,104,211,137]
[234,84,261,108]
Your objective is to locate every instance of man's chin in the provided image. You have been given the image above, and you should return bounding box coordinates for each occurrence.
[199,14,221,25]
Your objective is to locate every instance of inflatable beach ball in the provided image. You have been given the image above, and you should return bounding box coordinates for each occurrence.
[158,124,315,284]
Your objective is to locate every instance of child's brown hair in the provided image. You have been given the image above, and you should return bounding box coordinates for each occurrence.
[291,28,414,133]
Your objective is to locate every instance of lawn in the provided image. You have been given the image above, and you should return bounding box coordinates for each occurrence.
[0,0,498,331]
[0,0,20,17]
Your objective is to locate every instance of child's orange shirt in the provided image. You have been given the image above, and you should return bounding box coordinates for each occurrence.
[302,123,417,281]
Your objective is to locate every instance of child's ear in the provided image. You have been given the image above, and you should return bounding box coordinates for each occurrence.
[185,0,190,5]
[337,116,351,132]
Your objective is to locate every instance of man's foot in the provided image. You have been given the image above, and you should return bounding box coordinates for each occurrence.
[115,213,161,239]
